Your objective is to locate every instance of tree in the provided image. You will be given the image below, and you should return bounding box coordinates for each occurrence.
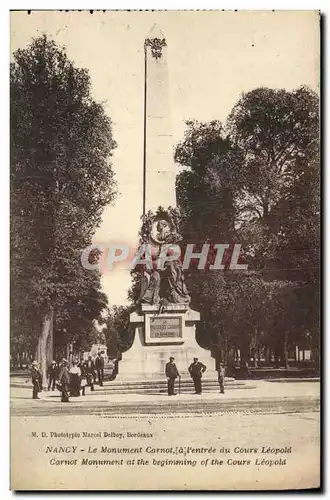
[11,35,117,382]
[174,87,319,370]
[174,120,247,358]
[227,86,319,271]
[175,120,242,243]
[228,86,320,366]
[103,306,133,358]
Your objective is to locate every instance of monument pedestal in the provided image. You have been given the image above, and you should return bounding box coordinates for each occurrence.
[118,304,216,382]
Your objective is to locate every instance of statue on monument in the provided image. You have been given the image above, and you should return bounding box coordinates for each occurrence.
[150,218,182,245]
[140,269,161,305]
[137,208,191,306]
[162,259,190,304]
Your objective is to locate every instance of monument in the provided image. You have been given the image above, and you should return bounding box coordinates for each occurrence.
[119,26,216,381]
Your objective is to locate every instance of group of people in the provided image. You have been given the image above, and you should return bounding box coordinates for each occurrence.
[165,356,226,395]
[31,353,226,401]
[30,352,106,402]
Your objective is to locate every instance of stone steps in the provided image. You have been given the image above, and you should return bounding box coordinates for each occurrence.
[92,379,255,395]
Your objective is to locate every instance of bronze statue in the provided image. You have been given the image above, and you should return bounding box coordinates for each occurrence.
[139,269,161,305]
[150,218,182,245]
[137,210,191,306]
[162,260,190,304]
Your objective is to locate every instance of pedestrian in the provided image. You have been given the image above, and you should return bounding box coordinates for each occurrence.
[31,361,42,399]
[47,360,57,391]
[84,355,95,391]
[78,358,87,396]
[188,357,206,394]
[58,359,70,402]
[165,356,180,396]
[69,359,81,397]
[95,352,105,387]
[218,363,225,394]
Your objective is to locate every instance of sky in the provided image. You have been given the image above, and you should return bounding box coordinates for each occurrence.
[10,10,320,306]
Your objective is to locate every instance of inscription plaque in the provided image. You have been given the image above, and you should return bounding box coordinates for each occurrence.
[145,314,184,344]
[150,317,181,338]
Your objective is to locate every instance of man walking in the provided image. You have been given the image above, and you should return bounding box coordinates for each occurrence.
[188,357,206,394]
[84,355,95,391]
[31,361,42,399]
[218,363,225,394]
[78,357,87,396]
[95,352,105,387]
[165,356,180,396]
[58,359,70,402]
[47,360,58,391]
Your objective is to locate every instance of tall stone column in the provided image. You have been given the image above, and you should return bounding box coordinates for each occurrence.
[143,25,177,214]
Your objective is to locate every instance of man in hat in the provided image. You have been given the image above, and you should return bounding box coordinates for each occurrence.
[47,360,58,391]
[58,359,70,402]
[95,351,105,387]
[188,357,206,394]
[218,363,225,394]
[165,356,180,396]
[31,361,42,399]
[83,355,95,391]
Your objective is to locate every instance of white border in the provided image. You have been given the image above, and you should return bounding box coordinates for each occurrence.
[3,1,327,499]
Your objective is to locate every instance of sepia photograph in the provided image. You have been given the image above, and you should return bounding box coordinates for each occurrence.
[10,9,320,490]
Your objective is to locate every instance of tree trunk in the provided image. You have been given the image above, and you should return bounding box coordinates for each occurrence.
[273,342,281,368]
[18,351,23,369]
[224,339,228,365]
[240,339,249,368]
[253,329,258,368]
[36,309,54,389]
[253,350,258,368]
[283,331,289,369]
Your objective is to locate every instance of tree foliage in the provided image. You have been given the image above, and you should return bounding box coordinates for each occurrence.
[103,306,134,357]
[175,86,319,368]
[228,86,319,270]
[11,35,117,358]
[175,120,242,243]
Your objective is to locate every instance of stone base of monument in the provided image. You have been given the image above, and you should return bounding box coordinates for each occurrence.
[95,377,255,395]
[117,304,217,383]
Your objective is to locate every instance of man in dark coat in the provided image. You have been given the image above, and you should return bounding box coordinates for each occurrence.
[84,356,95,391]
[95,352,105,387]
[165,356,180,396]
[58,359,70,402]
[31,361,42,399]
[188,357,206,394]
[47,360,58,391]
[218,363,225,394]
[78,358,87,396]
